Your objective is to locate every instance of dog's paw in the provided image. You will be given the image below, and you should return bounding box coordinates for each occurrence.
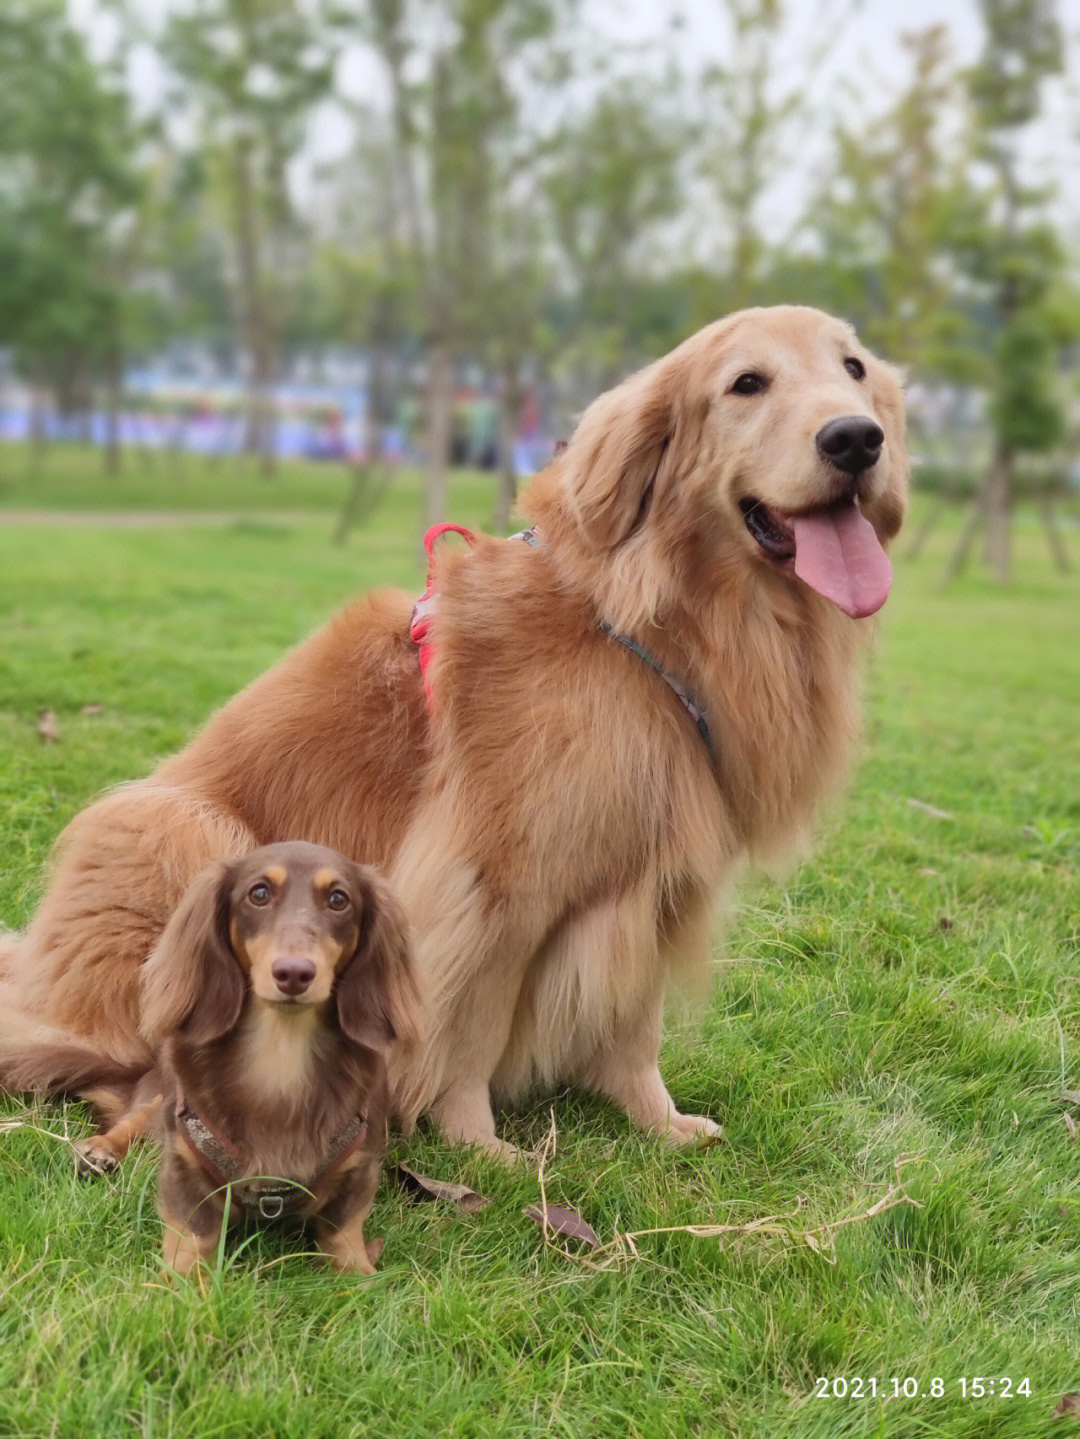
[478,1135,524,1165]
[324,1241,379,1276]
[73,1137,120,1177]
[659,1112,723,1147]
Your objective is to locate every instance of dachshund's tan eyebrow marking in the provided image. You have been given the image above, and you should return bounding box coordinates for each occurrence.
[264,865,288,886]
[313,868,339,890]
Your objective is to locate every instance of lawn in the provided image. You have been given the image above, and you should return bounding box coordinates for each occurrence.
[0,439,383,515]
[1,448,1078,1438]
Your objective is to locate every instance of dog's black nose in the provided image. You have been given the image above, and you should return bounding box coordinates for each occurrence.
[816,416,884,475]
[271,956,316,996]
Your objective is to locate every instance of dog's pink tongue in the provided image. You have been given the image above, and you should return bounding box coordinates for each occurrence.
[792,503,892,618]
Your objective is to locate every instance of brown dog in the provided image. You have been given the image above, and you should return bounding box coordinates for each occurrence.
[81,840,414,1272]
[138,842,416,1275]
[0,306,907,1160]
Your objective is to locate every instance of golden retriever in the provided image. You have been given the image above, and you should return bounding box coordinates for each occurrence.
[0,306,907,1159]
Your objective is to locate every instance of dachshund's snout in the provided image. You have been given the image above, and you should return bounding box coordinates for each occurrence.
[271,955,317,997]
[816,415,884,476]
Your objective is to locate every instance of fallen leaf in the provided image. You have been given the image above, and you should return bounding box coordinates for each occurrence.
[1060,1090,1080,1107]
[80,703,104,716]
[907,798,954,821]
[36,710,59,743]
[1064,1112,1078,1142]
[1053,1393,1080,1418]
[391,1164,490,1214]
[524,1203,600,1248]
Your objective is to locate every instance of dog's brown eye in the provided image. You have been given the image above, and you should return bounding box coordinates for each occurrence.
[327,888,351,912]
[248,882,271,906]
[729,372,768,396]
[844,357,866,380]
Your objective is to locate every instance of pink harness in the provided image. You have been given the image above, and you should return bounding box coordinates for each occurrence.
[409,523,477,712]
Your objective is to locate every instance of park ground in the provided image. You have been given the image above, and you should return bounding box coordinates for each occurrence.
[1,444,1078,1438]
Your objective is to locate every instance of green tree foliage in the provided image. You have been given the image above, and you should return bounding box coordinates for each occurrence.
[545,75,686,386]
[989,310,1065,452]
[963,0,1065,580]
[146,0,338,472]
[0,0,144,452]
[812,26,987,384]
[697,0,795,311]
[362,0,572,529]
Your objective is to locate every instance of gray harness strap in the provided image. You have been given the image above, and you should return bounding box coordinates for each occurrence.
[511,527,717,769]
[175,1091,367,1221]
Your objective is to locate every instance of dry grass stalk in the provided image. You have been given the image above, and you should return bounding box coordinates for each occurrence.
[528,1132,922,1271]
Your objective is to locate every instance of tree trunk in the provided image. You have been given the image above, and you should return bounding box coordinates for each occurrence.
[939,501,983,588]
[29,352,49,476]
[335,347,393,544]
[232,135,277,477]
[1038,490,1071,572]
[984,444,1013,584]
[103,341,123,478]
[492,359,523,533]
[425,337,453,535]
[904,494,947,561]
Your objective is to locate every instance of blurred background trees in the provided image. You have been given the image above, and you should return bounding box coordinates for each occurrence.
[1,0,1078,574]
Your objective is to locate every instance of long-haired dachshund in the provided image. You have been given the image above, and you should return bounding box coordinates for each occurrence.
[134,841,419,1276]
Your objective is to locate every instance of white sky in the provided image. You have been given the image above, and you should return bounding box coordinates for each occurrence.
[70,0,1080,233]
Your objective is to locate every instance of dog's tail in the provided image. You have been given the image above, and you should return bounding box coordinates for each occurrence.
[0,1001,143,1098]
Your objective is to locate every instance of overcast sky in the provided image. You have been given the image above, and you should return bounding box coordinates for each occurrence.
[72,0,1080,233]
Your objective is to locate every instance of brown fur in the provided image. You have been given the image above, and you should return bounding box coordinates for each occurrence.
[145,842,417,1275]
[0,306,906,1159]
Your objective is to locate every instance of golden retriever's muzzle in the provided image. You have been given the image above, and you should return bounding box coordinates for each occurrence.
[740,416,894,621]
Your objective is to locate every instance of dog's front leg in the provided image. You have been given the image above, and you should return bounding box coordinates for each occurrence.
[316,1156,382,1275]
[157,1148,224,1277]
[580,884,723,1144]
[316,1215,381,1276]
[389,836,534,1160]
[428,1079,520,1161]
[160,1214,222,1277]
[74,1077,162,1177]
[582,985,722,1144]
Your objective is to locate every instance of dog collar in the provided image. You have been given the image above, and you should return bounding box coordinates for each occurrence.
[174,1089,368,1221]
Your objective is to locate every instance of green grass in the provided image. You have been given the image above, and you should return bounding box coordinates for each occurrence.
[2,451,1079,1437]
[0,438,377,514]
[0,438,498,522]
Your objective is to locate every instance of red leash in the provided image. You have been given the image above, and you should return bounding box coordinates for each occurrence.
[409,524,477,712]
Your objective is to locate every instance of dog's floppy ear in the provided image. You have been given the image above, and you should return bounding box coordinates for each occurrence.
[335,866,422,1055]
[140,861,245,1048]
[564,358,677,550]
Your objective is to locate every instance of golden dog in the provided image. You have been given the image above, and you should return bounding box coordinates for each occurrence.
[0,306,907,1159]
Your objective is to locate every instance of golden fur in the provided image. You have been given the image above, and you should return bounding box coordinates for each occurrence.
[0,306,907,1159]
